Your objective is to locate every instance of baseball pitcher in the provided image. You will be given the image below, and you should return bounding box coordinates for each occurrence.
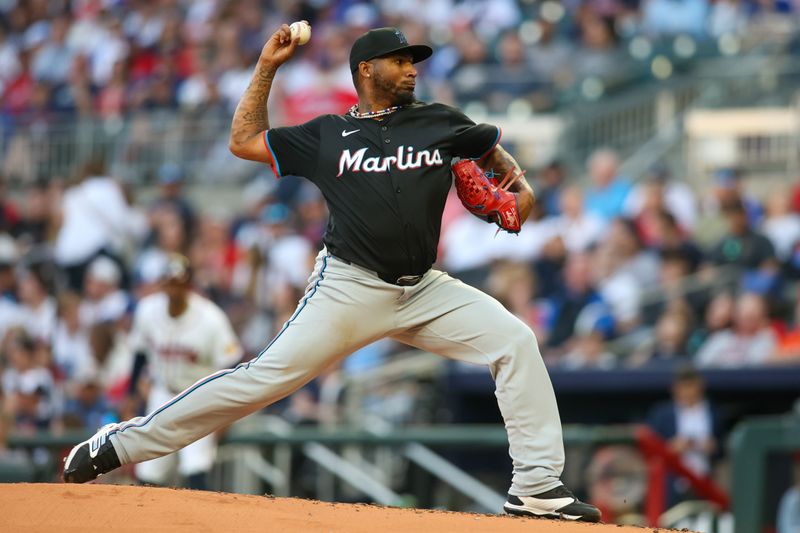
[64,24,601,522]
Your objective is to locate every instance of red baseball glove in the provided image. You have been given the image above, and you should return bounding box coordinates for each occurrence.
[451,159,523,234]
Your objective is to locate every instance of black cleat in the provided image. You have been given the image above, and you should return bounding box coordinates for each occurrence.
[63,423,122,483]
[503,485,602,522]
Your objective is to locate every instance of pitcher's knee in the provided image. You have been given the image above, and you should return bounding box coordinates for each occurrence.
[491,321,539,361]
[509,324,538,354]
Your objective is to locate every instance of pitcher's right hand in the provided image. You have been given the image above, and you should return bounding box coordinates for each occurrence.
[259,22,308,68]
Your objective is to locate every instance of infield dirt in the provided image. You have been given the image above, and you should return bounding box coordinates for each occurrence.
[1,483,671,532]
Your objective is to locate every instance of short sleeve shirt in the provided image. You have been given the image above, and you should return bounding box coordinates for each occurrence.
[265,102,500,276]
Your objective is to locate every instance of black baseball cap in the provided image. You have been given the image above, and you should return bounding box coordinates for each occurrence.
[349,27,432,72]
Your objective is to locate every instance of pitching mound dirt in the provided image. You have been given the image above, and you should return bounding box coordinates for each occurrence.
[1,483,659,532]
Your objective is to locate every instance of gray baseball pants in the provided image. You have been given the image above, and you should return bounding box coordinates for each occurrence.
[110,249,565,496]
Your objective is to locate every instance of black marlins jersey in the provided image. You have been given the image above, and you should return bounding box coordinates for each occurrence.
[265,102,500,277]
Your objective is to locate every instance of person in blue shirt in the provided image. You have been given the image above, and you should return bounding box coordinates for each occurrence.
[584,149,632,222]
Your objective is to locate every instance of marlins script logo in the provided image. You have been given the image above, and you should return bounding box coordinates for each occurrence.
[337,146,444,177]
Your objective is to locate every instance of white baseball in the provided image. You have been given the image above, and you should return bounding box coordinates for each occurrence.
[289,21,311,45]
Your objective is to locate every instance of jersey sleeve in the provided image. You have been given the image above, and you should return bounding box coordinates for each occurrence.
[447,107,502,160]
[264,116,325,178]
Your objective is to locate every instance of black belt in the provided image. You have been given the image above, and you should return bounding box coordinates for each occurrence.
[377,273,424,286]
[329,254,424,286]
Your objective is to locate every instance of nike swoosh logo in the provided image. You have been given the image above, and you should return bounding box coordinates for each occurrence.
[341,129,360,137]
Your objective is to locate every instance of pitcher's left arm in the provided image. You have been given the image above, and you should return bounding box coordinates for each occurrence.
[478,145,535,224]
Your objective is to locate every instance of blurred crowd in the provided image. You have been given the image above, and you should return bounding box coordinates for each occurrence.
[0,0,797,129]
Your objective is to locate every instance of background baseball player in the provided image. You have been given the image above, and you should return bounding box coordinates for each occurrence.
[126,253,243,490]
[64,23,601,522]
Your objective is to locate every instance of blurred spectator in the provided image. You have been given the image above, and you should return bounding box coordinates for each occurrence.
[52,292,95,384]
[97,59,129,119]
[79,256,129,327]
[686,291,735,356]
[454,0,521,40]
[584,149,632,222]
[448,28,491,104]
[189,213,236,300]
[559,317,617,370]
[17,268,56,344]
[483,30,537,113]
[276,27,358,125]
[217,50,253,115]
[572,14,628,82]
[150,162,196,242]
[591,240,642,333]
[89,321,133,406]
[550,185,606,254]
[0,385,33,474]
[13,178,54,248]
[695,292,776,367]
[624,164,698,236]
[136,206,188,291]
[708,197,777,273]
[1,331,56,431]
[651,210,704,272]
[177,49,220,112]
[629,310,693,369]
[534,160,567,218]
[761,188,800,263]
[546,252,611,351]
[713,168,763,225]
[30,15,73,86]
[251,204,313,300]
[0,234,21,342]
[641,249,700,325]
[0,23,22,96]
[53,157,145,291]
[527,20,572,96]
[609,218,661,287]
[295,183,328,248]
[62,372,112,430]
[646,365,723,505]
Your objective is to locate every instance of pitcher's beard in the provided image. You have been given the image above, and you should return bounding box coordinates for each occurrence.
[373,73,415,107]
[393,89,415,106]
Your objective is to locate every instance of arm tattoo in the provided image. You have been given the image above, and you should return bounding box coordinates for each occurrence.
[230,63,277,147]
[478,144,536,224]
[479,145,529,195]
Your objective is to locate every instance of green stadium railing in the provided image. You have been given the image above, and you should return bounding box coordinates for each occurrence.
[3,424,635,485]
[729,414,800,533]
[7,424,635,451]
